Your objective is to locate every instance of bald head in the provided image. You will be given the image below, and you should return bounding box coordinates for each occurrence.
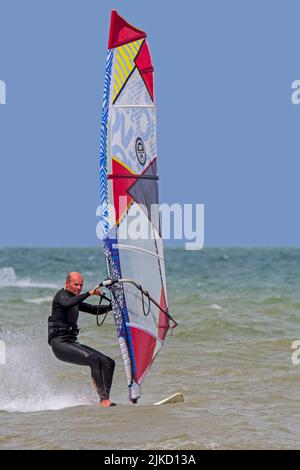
[65,272,84,295]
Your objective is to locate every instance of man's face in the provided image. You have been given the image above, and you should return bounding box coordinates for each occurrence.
[66,274,84,295]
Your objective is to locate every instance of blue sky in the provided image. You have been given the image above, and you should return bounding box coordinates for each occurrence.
[0,0,299,246]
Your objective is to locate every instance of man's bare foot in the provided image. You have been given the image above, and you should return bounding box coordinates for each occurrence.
[98,399,117,407]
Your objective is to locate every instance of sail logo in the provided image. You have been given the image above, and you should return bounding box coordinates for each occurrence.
[111,108,154,173]
[0,80,6,105]
[135,137,146,165]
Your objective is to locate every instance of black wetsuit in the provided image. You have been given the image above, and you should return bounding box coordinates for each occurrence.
[48,289,115,402]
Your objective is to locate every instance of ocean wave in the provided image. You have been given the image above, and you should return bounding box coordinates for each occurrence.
[209,304,223,311]
[205,442,221,450]
[260,295,288,304]
[143,434,202,450]
[23,297,53,305]
[0,267,58,289]
[0,394,93,413]
[0,327,94,413]
[0,396,92,413]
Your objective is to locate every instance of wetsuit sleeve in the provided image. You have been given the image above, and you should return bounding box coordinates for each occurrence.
[56,290,90,308]
[79,302,112,315]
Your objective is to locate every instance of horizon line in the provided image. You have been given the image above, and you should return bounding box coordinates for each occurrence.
[1,245,300,249]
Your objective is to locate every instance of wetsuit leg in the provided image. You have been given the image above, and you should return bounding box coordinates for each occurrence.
[50,336,115,401]
[79,343,115,399]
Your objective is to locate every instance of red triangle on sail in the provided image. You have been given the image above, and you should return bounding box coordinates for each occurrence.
[158,287,169,340]
[110,159,137,225]
[135,40,154,101]
[130,326,156,383]
[108,10,147,49]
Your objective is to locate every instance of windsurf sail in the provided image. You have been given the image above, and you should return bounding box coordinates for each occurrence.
[99,10,176,403]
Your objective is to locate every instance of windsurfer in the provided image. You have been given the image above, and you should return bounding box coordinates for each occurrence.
[48,272,116,407]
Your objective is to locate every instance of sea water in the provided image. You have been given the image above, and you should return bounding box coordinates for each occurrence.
[0,247,300,449]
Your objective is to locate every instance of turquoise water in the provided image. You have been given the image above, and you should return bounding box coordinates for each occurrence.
[0,247,300,449]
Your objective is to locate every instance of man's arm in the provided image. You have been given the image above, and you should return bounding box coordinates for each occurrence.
[79,302,112,315]
[56,290,91,308]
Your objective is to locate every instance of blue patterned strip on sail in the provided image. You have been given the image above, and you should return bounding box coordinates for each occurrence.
[103,235,137,380]
[99,49,113,237]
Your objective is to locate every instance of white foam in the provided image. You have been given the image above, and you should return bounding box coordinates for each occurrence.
[206,442,220,450]
[0,267,58,289]
[23,297,53,305]
[0,267,17,284]
[1,395,92,413]
[0,328,94,413]
[209,304,222,311]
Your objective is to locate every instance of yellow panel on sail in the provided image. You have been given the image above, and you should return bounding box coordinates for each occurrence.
[112,39,143,103]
